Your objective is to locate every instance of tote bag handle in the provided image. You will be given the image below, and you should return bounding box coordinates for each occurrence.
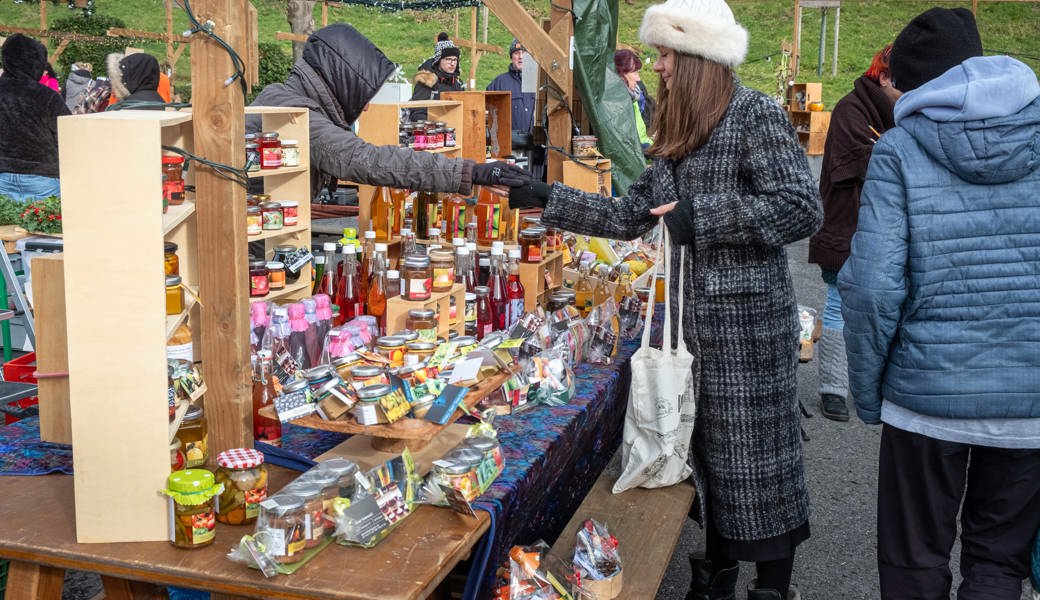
[641,223,684,353]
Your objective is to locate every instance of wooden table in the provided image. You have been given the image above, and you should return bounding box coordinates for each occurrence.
[0,468,489,600]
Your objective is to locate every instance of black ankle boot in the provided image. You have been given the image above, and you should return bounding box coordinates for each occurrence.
[685,557,739,600]
[746,582,800,600]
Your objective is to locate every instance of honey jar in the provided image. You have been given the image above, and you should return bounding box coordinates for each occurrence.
[428,248,455,293]
[520,227,546,263]
[402,256,432,301]
[406,309,437,341]
[165,274,184,315]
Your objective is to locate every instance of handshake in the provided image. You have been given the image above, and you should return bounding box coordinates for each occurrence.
[468,161,551,210]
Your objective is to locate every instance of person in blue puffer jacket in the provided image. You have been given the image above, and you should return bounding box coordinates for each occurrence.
[838,7,1040,598]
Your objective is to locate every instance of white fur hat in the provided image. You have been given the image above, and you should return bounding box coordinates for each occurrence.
[638,0,748,67]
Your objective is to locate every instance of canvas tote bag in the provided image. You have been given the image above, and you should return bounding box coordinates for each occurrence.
[613,226,697,493]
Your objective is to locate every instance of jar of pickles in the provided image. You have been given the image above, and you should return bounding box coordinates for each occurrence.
[257,495,307,564]
[162,469,221,549]
[164,242,179,276]
[520,227,546,263]
[402,256,432,301]
[177,404,209,468]
[376,335,406,367]
[406,309,437,341]
[215,448,268,526]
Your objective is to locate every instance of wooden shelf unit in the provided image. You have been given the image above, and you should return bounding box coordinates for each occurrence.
[562,158,612,196]
[440,90,512,162]
[385,282,466,339]
[786,82,831,156]
[519,251,564,311]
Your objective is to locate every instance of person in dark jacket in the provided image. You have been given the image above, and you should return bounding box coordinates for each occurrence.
[486,39,535,134]
[807,45,898,422]
[106,52,164,109]
[0,34,70,201]
[248,23,528,201]
[63,61,93,111]
[409,32,464,121]
[838,8,1040,597]
[510,0,821,598]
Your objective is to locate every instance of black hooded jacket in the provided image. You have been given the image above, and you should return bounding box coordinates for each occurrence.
[248,23,473,199]
[0,34,70,179]
[409,57,463,121]
[108,53,164,108]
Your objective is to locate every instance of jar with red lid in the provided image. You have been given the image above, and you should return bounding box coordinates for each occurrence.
[162,155,185,206]
[249,260,270,297]
[259,132,282,169]
[413,126,428,151]
[214,448,268,526]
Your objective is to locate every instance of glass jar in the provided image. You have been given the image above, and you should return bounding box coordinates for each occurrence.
[177,404,209,468]
[215,448,268,526]
[162,155,185,206]
[246,206,262,236]
[249,260,269,298]
[290,482,326,546]
[306,469,341,525]
[546,292,570,312]
[355,384,391,425]
[386,269,401,299]
[165,274,184,315]
[463,435,504,490]
[402,256,432,301]
[464,292,477,336]
[445,127,456,147]
[245,142,261,172]
[170,438,186,472]
[405,341,436,364]
[410,394,436,418]
[521,216,541,231]
[279,200,299,227]
[428,248,455,293]
[313,376,356,420]
[260,201,283,230]
[164,242,180,276]
[302,365,336,393]
[349,364,387,389]
[433,459,480,502]
[281,139,300,167]
[260,131,282,169]
[376,335,406,367]
[474,285,493,340]
[520,227,546,263]
[406,310,437,341]
[257,495,307,564]
[545,226,560,253]
[331,352,363,380]
[272,245,302,284]
[163,469,221,549]
[266,261,286,290]
[315,457,358,499]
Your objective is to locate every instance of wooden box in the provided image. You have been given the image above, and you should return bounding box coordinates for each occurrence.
[440,90,512,161]
[518,251,564,311]
[385,282,466,339]
[562,158,612,195]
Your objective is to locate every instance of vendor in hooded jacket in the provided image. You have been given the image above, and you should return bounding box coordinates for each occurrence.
[248,24,527,201]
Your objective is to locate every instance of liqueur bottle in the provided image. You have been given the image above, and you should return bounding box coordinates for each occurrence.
[286,302,312,370]
[251,348,282,446]
[488,248,508,331]
[574,261,594,317]
[334,246,362,326]
[367,250,388,336]
[506,248,525,330]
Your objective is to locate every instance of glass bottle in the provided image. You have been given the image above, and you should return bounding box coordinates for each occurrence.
[455,246,475,292]
[334,246,362,326]
[373,187,398,240]
[575,261,594,317]
[313,294,333,352]
[415,191,436,241]
[427,227,442,250]
[316,242,337,299]
[465,222,477,245]
[474,186,504,245]
[506,248,525,330]
[477,253,491,288]
[367,249,388,336]
[250,301,270,355]
[614,263,634,302]
[386,269,401,300]
[474,285,493,340]
[360,230,376,301]
[252,349,282,446]
[445,195,467,240]
[488,248,508,332]
[301,297,321,367]
[311,254,326,295]
[593,263,612,307]
[287,302,311,370]
[401,228,421,257]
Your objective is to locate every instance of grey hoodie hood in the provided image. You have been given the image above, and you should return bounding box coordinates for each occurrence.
[895,55,1040,185]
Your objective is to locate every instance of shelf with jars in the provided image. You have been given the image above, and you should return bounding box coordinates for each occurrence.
[385,282,467,340]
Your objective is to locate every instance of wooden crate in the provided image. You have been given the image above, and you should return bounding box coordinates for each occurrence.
[440,90,512,162]
[562,158,612,195]
[789,110,831,156]
[518,251,564,311]
[385,282,466,339]
[787,82,822,111]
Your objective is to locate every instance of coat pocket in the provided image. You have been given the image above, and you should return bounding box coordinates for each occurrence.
[705,265,772,295]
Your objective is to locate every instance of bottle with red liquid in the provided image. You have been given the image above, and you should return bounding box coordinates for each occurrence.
[313,293,333,352]
[488,247,509,331]
[286,302,312,370]
[252,348,282,446]
[367,250,388,336]
[334,246,362,326]
[317,242,338,300]
[474,285,493,340]
[506,248,525,330]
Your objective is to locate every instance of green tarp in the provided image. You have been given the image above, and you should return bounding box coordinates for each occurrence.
[570,0,646,194]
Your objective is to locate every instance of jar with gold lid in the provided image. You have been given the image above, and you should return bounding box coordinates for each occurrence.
[428,248,455,293]
[406,309,437,341]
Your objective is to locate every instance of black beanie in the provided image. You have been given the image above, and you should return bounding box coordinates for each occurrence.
[890,7,983,92]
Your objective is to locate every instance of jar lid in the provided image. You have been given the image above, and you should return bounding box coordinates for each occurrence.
[261,131,279,139]
[259,201,282,209]
[445,127,455,132]
[305,469,340,487]
[434,121,447,127]
[282,378,310,393]
[386,270,400,279]
[316,457,358,478]
[464,293,476,301]
[278,200,299,207]
[474,285,490,296]
[377,335,405,347]
[164,241,178,253]
[331,353,361,367]
[273,245,296,252]
[448,447,484,466]
[396,330,419,342]
[434,460,472,475]
[182,404,203,422]
[259,494,304,515]
[408,308,436,319]
[463,435,498,452]
[350,365,383,378]
[164,469,222,504]
[254,193,271,201]
[246,206,261,214]
[165,274,182,287]
[404,256,431,267]
[266,261,285,269]
[302,365,335,382]
[281,139,298,146]
[161,155,184,165]
[356,383,391,399]
[396,364,423,377]
[285,482,323,500]
[248,259,267,268]
[245,142,259,150]
[406,341,436,351]
[217,448,264,470]
[314,378,345,396]
[411,393,436,408]
[245,133,257,141]
[168,358,193,375]
[452,335,477,346]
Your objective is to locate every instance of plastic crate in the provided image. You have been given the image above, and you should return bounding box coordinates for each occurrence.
[2,352,38,424]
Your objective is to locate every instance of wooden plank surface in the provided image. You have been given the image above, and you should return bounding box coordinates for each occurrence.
[32,254,70,445]
[0,469,489,600]
[547,456,697,599]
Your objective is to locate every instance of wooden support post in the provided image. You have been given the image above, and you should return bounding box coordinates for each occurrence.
[166,0,175,66]
[39,1,46,32]
[191,0,252,453]
[5,562,64,600]
[322,0,329,27]
[469,7,479,88]
[546,0,573,184]
[792,0,801,78]
[483,0,570,94]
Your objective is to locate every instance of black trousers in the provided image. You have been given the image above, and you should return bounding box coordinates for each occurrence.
[877,424,1040,599]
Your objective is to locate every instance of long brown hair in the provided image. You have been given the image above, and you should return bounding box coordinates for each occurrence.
[646,53,735,160]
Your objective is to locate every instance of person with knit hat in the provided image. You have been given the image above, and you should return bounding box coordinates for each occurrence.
[838,7,1040,598]
[509,0,821,597]
[106,52,165,110]
[409,32,464,121]
[487,39,535,134]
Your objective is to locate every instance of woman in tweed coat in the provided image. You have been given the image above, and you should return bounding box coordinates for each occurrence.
[509,1,821,598]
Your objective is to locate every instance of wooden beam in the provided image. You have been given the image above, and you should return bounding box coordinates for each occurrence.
[545,0,573,184]
[453,38,503,54]
[322,0,329,27]
[166,0,175,64]
[106,27,193,43]
[483,0,571,94]
[5,561,64,600]
[275,31,309,43]
[48,38,70,65]
[171,41,189,66]
[39,0,46,32]
[191,0,252,453]
[246,1,259,93]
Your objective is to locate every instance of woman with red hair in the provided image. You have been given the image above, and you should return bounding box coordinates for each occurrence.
[808,44,900,422]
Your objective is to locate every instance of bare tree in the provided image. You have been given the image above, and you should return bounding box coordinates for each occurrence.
[286,0,317,60]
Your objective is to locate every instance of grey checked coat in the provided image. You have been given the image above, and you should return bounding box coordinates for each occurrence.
[541,84,822,542]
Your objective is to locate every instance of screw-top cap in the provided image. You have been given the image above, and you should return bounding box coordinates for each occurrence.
[375,243,389,252]
[364,230,376,239]
[457,247,470,256]
[490,247,504,256]
[428,227,441,237]
[387,269,400,279]
[322,242,336,251]
[492,241,505,251]
[341,245,355,254]
[508,249,521,258]
[452,238,465,247]
[474,285,490,295]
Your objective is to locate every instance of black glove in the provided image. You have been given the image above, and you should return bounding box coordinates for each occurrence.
[472,161,532,187]
[662,200,695,246]
[508,182,550,210]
